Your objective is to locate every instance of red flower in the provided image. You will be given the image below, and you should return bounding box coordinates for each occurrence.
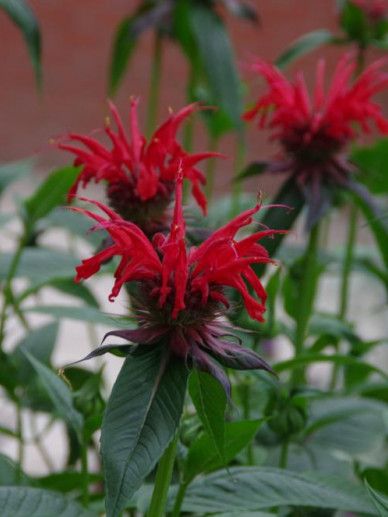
[244,54,388,225]
[71,175,285,393]
[58,99,220,230]
[352,0,388,21]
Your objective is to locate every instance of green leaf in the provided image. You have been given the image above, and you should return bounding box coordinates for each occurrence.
[0,454,30,486]
[36,471,102,494]
[276,29,334,68]
[22,351,83,436]
[274,353,388,380]
[17,277,99,307]
[23,166,81,228]
[11,322,59,380]
[0,487,94,516]
[366,481,388,515]
[109,15,141,95]
[188,3,242,134]
[184,419,263,482]
[0,158,34,195]
[101,347,188,517]
[45,208,102,246]
[181,467,375,513]
[352,139,388,195]
[0,248,78,283]
[25,304,120,327]
[234,161,268,182]
[0,0,41,86]
[305,397,387,456]
[189,370,226,466]
[351,191,388,271]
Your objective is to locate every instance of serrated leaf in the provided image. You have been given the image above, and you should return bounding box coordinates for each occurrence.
[101,346,188,517]
[184,419,263,482]
[366,481,388,515]
[22,351,83,436]
[0,0,42,86]
[23,166,81,228]
[276,29,334,68]
[0,487,94,517]
[0,158,34,195]
[189,370,226,467]
[181,467,375,513]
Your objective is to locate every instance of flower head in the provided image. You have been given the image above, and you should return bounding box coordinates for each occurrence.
[58,99,220,232]
[71,176,285,394]
[244,54,388,224]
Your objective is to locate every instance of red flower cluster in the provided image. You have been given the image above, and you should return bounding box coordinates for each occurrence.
[72,175,284,392]
[244,54,388,167]
[58,99,219,231]
[244,54,388,225]
[352,0,388,21]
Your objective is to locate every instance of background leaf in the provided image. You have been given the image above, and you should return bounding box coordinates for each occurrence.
[276,29,334,68]
[0,0,41,86]
[0,158,34,195]
[366,481,388,516]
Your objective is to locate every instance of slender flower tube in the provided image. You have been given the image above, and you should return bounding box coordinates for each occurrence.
[57,99,220,234]
[71,175,286,394]
[244,54,388,225]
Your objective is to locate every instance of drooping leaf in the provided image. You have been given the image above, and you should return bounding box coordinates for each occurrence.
[11,322,59,380]
[180,467,375,513]
[276,29,335,68]
[22,351,83,436]
[184,419,263,483]
[101,346,188,517]
[0,248,78,283]
[23,166,81,229]
[25,305,119,327]
[189,370,227,466]
[0,158,34,195]
[0,0,42,86]
[0,487,95,517]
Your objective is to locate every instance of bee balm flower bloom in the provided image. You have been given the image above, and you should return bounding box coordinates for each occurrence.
[244,54,388,225]
[71,175,285,394]
[58,99,219,234]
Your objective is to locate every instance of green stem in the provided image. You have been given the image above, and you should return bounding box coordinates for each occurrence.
[148,434,179,517]
[240,379,254,465]
[81,432,89,507]
[279,440,289,469]
[231,135,246,217]
[0,234,27,347]
[339,205,358,320]
[16,403,24,482]
[204,136,219,203]
[171,480,189,517]
[292,223,321,386]
[146,32,163,138]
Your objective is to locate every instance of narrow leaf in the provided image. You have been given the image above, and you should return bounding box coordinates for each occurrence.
[101,346,188,517]
[0,0,42,86]
[276,29,334,68]
[22,351,83,435]
[366,481,388,516]
[189,370,226,466]
[234,161,268,182]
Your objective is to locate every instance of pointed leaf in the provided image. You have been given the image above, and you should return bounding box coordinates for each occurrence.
[0,487,94,517]
[25,305,119,327]
[0,0,42,86]
[23,166,81,228]
[276,29,335,68]
[366,481,388,516]
[234,161,268,182]
[189,370,226,467]
[184,419,263,482]
[101,346,188,517]
[22,351,83,436]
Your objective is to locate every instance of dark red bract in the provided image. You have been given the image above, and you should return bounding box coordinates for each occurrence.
[72,175,285,394]
[58,99,220,231]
